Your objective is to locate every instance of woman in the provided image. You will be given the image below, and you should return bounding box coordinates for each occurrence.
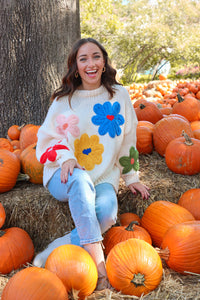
[33,38,150,290]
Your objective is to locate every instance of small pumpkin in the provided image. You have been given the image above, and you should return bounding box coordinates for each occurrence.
[141,200,195,247]
[0,149,21,193]
[136,126,153,154]
[106,238,163,297]
[45,244,98,299]
[103,221,152,256]
[1,266,68,300]
[158,221,200,275]
[178,188,200,220]
[165,131,200,175]
[0,227,34,274]
[0,203,6,228]
[20,143,43,184]
[135,101,163,124]
[7,124,24,141]
[119,212,141,226]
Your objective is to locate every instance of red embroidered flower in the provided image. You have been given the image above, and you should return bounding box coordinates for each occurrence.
[40,144,69,164]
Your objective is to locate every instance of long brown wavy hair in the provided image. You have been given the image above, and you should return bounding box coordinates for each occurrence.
[51,38,121,102]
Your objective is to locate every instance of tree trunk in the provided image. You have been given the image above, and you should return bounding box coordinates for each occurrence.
[0,0,80,138]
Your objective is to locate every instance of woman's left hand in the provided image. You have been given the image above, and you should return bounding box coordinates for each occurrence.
[128,182,150,200]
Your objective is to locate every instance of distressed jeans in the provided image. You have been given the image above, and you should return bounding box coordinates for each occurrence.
[47,168,118,246]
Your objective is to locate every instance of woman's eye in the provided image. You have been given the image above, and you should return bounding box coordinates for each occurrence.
[80,58,86,62]
[94,55,101,59]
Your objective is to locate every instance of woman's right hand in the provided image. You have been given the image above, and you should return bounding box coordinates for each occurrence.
[61,159,84,183]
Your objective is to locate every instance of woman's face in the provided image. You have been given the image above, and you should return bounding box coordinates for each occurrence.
[76,42,105,90]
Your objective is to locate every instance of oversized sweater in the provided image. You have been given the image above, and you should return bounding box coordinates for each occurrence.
[36,84,140,192]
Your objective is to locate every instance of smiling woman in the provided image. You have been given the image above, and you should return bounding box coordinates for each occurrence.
[32,38,150,292]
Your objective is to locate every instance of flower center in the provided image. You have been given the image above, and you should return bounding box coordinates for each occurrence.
[82,148,92,155]
[63,123,68,130]
[106,115,114,121]
[130,158,135,165]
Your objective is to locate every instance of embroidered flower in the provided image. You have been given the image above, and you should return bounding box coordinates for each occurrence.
[91,101,125,138]
[56,114,80,140]
[119,146,139,174]
[40,144,69,164]
[74,133,104,171]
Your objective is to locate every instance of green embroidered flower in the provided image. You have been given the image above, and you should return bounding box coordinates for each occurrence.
[74,133,104,171]
[119,146,139,174]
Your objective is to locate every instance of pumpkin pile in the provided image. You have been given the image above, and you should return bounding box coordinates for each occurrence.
[131,79,200,175]
[0,123,43,193]
[103,190,200,297]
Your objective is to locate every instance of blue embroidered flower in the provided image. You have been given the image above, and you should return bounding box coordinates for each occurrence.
[91,101,125,138]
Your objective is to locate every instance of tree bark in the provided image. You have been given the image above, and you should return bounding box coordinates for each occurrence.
[0,0,80,138]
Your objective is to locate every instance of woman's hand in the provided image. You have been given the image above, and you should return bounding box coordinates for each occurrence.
[128,182,150,200]
[61,159,84,183]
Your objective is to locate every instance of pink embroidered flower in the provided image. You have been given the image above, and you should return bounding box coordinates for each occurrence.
[56,114,80,140]
[40,144,69,164]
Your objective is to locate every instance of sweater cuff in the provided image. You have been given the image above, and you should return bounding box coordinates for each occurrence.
[122,171,140,187]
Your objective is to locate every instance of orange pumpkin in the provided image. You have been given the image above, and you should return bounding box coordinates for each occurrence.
[20,143,43,184]
[45,244,98,299]
[193,129,200,140]
[141,200,195,247]
[190,120,200,131]
[0,203,6,228]
[106,238,163,297]
[119,212,141,226]
[135,101,163,124]
[0,149,21,193]
[137,120,154,132]
[103,221,152,256]
[136,126,153,154]
[178,189,200,220]
[153,114,193,156]
[19,124,40,150]
[159,221,200,274]
[1,267,68,300]
[165,131,200,175]
[0,138,14,152]
[0,227,34,274]
[7,124,23,141]
[172,93,200,122]
[10,140,20,150]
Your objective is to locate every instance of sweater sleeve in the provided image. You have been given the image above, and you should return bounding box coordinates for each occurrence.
[116,88,140,186]
[36,99,77,167]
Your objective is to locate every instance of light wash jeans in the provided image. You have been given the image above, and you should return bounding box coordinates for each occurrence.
[47,168,118,246]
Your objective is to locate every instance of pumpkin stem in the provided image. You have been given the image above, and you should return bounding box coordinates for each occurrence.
[125,221,139,231]
[17,173,30,182]
[155,247,170,261]
[177,93,184,103]
[0,230,5,237]
[139,103,146,109]
[131,273,145,287]
[182,130,193,146]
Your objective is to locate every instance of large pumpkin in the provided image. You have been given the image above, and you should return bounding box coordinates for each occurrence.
[0,138,14,152]
[103,221,152,256]
[119,212,141,226]
[136,126,153,154]
[20,143,43,184]
[178,188,200,220]
[141,200,195,247]
[1,267,68,300]
[153,114,193,156]
[0,149,21,193]
[106,238,163,297]
[0,227,34,274]
[172,93,200,122]
[165,131,200,175]
[158,221,200,274]
[45,244,98,299]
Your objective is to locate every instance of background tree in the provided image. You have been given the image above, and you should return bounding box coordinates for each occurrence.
[80,0,200,84]
[0,0,80,138]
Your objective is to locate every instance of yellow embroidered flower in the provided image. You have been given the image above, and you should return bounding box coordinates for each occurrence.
[74,133,104,170]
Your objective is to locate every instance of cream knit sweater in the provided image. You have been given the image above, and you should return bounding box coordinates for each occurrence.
[36,84,139,192]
